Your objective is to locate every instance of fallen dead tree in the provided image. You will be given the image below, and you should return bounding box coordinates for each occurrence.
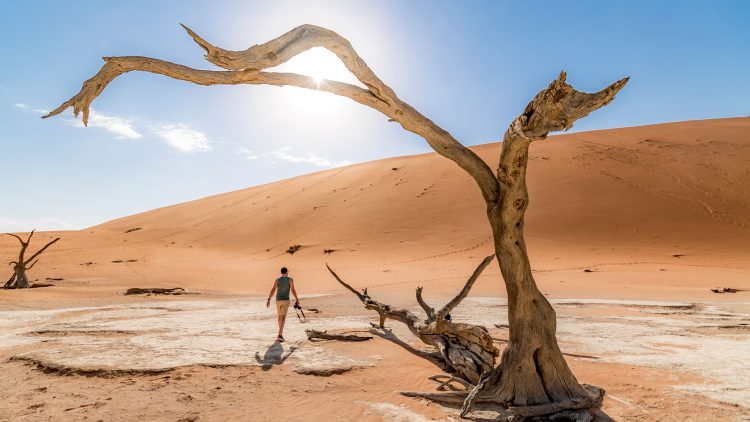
[306,329,372,342]
[4,230,60,289]
[327,255,499,385]
[711,287,741,294]
[124,287,185,295]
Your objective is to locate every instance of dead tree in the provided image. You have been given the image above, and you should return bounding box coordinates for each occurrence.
[305,329,372,342]
[44,24,627,419]
[4,230,60,289]
[328,255,499,385]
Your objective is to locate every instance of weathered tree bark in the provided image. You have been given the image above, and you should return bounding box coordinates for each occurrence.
[44,24,627,419]
[457,75,626,418]
[4,230,60,289]
[305,329,372,342]
[124,287,186,295]
[327,256,499,384]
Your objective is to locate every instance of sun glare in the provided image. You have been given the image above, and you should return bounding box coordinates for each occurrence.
[274,47,359,86]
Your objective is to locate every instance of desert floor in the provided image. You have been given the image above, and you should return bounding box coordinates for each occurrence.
[1,293,748,421]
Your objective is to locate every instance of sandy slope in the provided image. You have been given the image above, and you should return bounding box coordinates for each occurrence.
[1,117,749,306]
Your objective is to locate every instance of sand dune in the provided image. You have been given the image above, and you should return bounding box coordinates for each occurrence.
[1,117,748,305]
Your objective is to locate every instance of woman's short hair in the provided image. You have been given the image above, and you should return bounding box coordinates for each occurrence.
[281,267,288,274]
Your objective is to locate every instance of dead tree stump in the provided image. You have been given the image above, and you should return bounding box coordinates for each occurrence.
[327,255,499,384]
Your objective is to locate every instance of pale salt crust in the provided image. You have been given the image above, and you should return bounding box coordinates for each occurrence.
[291,346,379,374]
[1,297,748,408]
[450,297,750,407]
[0,298,374,373]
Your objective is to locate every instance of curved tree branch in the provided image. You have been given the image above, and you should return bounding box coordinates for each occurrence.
[415,286,435,320]
[45,24,501,204]
[43,57,387,125]
[7,232,31,264]
[506,72,629,142]
[326,263,367,302]
[6,233,25,245]
[326,263,421,331]
[181,24,398,107]
[435,254,494,321]
[497,72,628,191]
[23,238,60,265]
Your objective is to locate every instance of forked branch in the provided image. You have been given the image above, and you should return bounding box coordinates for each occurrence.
[435,255,494,321]
[505,71,629,142]
[4,230,60,289]
[6,233,25,244]
[181,24,397,107]
[328,257,498,384]
[415,286,435,320]
[24,238,60,265]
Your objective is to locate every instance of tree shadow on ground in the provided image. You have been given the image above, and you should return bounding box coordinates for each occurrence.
[254,342,297,371]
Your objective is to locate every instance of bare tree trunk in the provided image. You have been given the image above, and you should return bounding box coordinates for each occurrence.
[13,267,30,289]
[43,24,627,419]
[459,78,627,418]
[4,231,60,289]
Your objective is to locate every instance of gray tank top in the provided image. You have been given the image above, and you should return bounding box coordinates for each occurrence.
[276,276,291,301]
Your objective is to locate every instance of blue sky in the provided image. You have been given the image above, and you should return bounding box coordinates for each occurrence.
[1,1,748,231]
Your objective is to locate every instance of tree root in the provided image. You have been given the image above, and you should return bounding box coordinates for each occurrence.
[429,374,473,391]
[402,383,605,421]
[507,385,605,418]
[400,390,476,405]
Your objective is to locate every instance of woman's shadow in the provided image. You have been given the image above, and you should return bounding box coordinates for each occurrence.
[254,341,297,371]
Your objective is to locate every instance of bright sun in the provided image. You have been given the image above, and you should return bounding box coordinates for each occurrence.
[265,46,363,120]
[275,47,358,86]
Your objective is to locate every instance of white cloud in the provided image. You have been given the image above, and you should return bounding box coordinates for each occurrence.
[66,108,142,140]
[151,123,211,153]
[235,147,258,160]
[0,217,80,233]
[14,103,50,115]
[268,147,351,168]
